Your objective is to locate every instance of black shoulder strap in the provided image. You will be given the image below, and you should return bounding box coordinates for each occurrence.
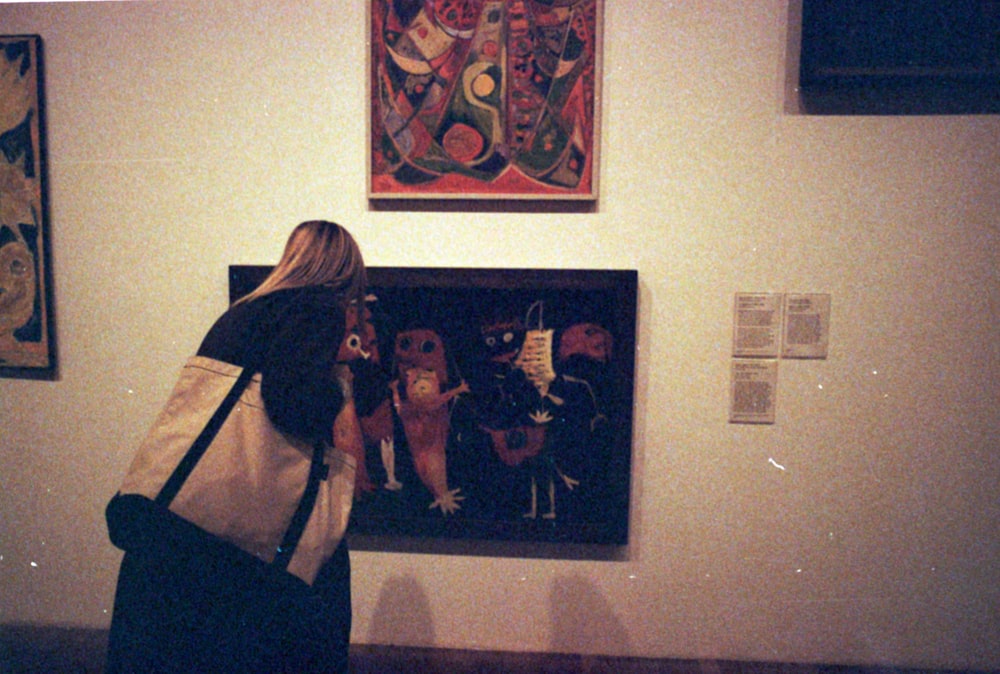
[272,441,329,570]
[155,365,257,507]
[155,303,276,507]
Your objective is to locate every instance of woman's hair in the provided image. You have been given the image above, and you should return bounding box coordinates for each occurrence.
[236,220,367,306]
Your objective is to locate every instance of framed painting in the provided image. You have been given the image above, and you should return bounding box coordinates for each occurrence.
[230,266,636,546]
[368,0,602,200]
[0,35,54,379]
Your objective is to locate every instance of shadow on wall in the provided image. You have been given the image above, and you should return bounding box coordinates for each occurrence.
[366,573,436,646]
[550,573,630,655]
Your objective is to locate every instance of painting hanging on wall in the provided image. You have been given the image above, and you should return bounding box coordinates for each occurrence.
[230,266,636,546]
[0,35,54,378]
[368,0,602,200]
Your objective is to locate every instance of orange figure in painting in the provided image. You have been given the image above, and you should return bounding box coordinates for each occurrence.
[391,328,469,514]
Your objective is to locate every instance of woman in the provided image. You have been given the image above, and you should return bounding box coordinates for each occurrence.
[106,220,367,673]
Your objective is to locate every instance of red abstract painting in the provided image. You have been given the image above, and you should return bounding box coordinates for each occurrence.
[369,0,601,200]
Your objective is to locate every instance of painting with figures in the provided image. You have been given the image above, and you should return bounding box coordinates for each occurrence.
[231,266,635,545]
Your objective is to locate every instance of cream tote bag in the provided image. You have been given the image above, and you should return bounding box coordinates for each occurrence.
[108,356,359,586]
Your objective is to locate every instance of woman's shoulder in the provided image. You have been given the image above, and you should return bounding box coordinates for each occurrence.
[197,286,344,363]
[240,286,346,321]
[267,287,348,331]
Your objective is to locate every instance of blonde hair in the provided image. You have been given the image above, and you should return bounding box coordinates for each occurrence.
[236,220,367,306]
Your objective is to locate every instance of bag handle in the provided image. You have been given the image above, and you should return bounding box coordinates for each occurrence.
[272,441,328,570]
[155,366,257,507]
[156,295,286,507]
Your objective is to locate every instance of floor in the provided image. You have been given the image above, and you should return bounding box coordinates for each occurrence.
[0,625,985,674]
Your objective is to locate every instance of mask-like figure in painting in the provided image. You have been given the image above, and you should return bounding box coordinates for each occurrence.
[349,296,400,495]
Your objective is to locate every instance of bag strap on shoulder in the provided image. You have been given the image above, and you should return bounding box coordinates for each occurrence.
[156,299,277,507]
[272,441,329,570]
[155,366,257,507]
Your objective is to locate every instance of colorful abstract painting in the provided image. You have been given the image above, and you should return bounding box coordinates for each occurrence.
[0,35,53,377]
[369,0,602,200]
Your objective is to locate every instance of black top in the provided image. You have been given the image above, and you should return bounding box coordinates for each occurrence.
[197,286,348,444]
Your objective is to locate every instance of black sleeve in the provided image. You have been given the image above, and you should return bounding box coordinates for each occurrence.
[259,290,347,444]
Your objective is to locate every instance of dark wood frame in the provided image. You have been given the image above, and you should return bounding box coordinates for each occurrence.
[230,266,636,546]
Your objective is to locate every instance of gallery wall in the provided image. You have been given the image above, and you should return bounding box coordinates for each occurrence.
[0,1,997,670]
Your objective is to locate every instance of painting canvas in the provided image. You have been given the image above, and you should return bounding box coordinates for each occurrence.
[230,266,636,545]
[0,35,54,378]
[368,0,602,200]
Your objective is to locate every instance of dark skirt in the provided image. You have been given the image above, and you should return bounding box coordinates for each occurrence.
[105,538,351,673]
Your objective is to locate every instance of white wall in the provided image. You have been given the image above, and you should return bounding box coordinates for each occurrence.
[0,1,997,670]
